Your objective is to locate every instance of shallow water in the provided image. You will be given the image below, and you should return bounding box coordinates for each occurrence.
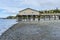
[0,19,17,35]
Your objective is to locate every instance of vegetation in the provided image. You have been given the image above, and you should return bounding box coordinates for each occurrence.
[39,8,60,13]
[6,16,17,19]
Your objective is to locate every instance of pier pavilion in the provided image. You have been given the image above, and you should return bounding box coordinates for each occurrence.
[17,8,60,21]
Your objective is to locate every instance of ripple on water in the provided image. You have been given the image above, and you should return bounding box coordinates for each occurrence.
[0,19,17,35]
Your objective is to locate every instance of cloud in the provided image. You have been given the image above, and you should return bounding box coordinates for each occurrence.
[0,0,60,17]
[0,0,60,10]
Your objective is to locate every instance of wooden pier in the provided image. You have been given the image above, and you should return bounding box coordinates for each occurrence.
[17,8,60,21]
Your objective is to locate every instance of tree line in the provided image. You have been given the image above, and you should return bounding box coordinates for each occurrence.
[39,8,60,13]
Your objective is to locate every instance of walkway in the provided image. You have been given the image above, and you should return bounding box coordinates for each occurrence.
[0,21,60,40]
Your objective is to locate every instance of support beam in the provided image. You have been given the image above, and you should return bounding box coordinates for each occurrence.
[44,16,45,20]
[22,15,23,21]
[17,15,22,21]
[38,15,40,21]
[59,16,60,20]
[25,15,27,21]
[49,15,50,20]
[54,15,56,20]
[23,15,26,21]
[26,15,28,21]
[31,15,33,21]
[28,15,31,21]
[33,15,35,21]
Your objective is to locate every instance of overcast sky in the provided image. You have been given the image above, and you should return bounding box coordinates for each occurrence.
[0,0,60,18]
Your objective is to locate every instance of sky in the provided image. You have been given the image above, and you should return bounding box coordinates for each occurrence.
[0,0,60,18]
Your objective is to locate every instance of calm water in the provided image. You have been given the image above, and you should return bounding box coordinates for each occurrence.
[0,19,17,35]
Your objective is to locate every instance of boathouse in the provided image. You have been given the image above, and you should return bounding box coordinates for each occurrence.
[17,8,60,21]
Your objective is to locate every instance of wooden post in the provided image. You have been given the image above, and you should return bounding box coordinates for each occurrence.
[21,16,23,21]
[49,15,50,20]
[38,15,40,21]
[23,15,24,21]
[59,16,60,20]
[24,15,26,21]
[33,15,35,21]
[54,15,56,20]
[21,15,23,21]
[44,16,45,20]
[27,15,28,21]
[30,15,32,21]
[25,15,26,21]
[28,15,31,21]
[18,15,22,21]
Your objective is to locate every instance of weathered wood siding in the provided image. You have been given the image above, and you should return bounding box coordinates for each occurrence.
[18,9,40,15]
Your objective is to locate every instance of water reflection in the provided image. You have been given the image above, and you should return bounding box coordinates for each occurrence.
[0,19,17,35]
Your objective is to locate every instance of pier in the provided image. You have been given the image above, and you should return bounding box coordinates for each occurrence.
[17,8,60,21]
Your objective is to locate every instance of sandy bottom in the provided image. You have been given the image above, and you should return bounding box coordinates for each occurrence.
[0,21,60,40]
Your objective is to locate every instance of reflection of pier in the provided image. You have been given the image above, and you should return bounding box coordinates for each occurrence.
[17,8,60,21]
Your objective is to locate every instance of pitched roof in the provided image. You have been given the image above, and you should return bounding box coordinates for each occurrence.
[19,8,39,12]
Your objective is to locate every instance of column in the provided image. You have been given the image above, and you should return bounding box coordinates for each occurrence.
[54,15,56,20]
[44,15,45,20]
[22,15,23,21]
[38,15,40,21]
[20,15,22,21]
[49,15,50,20]
[24,15,26,21]
[31,15,33,21]
[28,15,31,21]
[23,15,24,21]
[17,15,21,21]
[59,16,60,20]
[25,15,27,21]
[26,15,28,21]
[33,15,35,21]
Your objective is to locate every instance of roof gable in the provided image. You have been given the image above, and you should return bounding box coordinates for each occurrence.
[19,8,39,12]
[18,8,40,15]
